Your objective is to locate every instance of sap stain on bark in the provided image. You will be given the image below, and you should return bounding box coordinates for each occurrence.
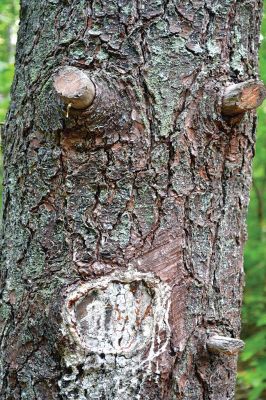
[1,0,264,399]
[60,270,171,399]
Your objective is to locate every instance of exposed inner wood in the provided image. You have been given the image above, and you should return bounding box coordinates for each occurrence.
[207,335,245,355]
[222,80,266,116]
[0,1,263,399]
[53,66,95,110]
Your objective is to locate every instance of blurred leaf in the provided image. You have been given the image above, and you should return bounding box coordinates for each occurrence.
[257,315,266,327]
[241,332,266,361]
[238,3,266,399]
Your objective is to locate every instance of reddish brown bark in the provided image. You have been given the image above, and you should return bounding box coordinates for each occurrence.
[0,1,263,399]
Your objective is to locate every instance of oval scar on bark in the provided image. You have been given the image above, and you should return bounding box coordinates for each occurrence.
[53,66,96,110]
[222,80,266,116]
[207,335,245,355]
[62,270,171,357]
[59,271,172,398]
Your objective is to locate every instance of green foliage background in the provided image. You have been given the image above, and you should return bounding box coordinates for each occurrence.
[237,6,266,399]
[0,0,19,214]
[0,1,265,398]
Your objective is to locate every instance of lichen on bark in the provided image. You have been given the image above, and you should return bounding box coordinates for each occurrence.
[0,0,263,399]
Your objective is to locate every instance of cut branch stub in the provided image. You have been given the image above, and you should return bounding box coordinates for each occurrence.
[222,80,266,116]
[207,335,245,356]
[53,66,96,110]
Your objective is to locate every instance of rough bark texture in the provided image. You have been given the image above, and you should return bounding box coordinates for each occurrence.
[0,1,263,399]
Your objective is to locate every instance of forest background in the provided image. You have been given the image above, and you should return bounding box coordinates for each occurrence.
[0,1,265,399]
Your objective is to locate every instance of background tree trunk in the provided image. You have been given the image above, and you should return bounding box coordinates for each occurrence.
[0,1,263,399]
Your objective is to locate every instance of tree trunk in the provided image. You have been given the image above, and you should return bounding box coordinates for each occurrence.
[0,1,263,399]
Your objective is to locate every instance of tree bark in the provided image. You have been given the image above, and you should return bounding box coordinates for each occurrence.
[0,1,263,399]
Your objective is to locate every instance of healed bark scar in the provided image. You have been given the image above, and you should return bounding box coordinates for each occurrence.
[62,270,171,357]
[60,270,171,399]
